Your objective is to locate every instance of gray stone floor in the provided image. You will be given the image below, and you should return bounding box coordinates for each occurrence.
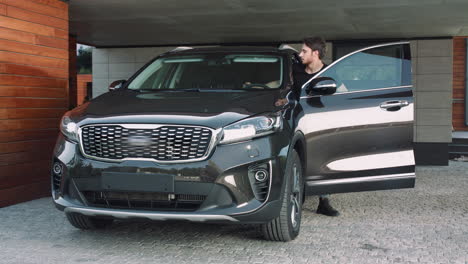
[1,161,467,264]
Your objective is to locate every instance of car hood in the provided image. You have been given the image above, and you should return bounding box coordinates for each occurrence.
[71,89,282,129]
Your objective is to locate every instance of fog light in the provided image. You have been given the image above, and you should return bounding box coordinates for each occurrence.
[53,162,63,176]
[254,169,268,182]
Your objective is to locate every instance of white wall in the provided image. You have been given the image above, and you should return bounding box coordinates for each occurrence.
[92,46,179,97]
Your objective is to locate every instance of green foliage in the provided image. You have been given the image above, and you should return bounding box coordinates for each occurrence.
[77,46,92,74]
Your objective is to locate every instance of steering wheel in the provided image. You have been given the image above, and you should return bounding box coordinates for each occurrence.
[243,83,270,89]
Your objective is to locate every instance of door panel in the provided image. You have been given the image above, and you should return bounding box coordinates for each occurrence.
[296,43,415,195]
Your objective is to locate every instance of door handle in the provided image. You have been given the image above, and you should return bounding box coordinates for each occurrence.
[379,100,409,110]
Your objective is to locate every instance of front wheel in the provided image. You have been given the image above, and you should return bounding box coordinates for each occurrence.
[261,150,304,241]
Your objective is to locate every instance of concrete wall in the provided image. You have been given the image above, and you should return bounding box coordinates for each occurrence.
[411,39,453,143]
[92,46,179,97]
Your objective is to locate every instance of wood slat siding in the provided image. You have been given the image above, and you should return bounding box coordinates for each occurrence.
[0,0,68,207]
[0,39,68,59]
[0,129,58,143]
[69,35,76,109]
[0,0,67,20]
[0,162,50,190]
[453,37,468,131]
[0,51,68,68]
[0,180,49,207]
[77,74,91,105]
[6,6,68,30]
[0,86,67,98]
[0,145,55,166]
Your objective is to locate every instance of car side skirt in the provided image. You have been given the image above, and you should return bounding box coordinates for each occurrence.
[305,172,415,195]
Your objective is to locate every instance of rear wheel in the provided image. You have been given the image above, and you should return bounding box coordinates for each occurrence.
[261,150,304,241]
[66,213,114,230]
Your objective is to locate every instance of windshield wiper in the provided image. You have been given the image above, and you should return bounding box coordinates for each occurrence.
[132,89,187,92]
[131,88,158,92]
[178,88,247,92]
[177,88,201,92]
[132,88,246,93]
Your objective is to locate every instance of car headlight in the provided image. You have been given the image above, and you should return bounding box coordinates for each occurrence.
[60,112,79,143]
[219,114,282,144]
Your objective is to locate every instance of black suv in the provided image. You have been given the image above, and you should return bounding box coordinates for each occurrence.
[52,43,415,241]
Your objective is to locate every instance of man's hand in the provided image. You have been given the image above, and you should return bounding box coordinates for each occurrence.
[275,98,288,107]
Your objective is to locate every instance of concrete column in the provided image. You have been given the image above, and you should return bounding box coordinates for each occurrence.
[411,39,453,165]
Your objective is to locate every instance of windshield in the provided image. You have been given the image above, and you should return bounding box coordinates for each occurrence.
[127,53,283,91]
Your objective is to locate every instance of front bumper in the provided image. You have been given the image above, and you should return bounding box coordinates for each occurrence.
[55,197,238,222]
[52,131,290,224]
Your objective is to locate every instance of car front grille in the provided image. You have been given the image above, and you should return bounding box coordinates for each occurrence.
[82,191,206,212]
[80,125,213,162]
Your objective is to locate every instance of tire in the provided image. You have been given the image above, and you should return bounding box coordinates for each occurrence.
[261,149,304,242]
[66,213,114,230]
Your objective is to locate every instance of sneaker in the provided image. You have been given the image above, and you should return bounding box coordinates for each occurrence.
[316,197,340,216]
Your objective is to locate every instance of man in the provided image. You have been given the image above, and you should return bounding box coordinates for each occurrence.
[295,36,340,217]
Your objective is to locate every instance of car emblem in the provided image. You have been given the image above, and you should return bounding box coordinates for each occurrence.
[126,135,152,147]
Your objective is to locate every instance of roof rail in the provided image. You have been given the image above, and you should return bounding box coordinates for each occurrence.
[278,44,298,52]
[170,46,193,52]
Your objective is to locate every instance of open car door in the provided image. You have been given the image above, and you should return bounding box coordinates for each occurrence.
[297,42,415,195]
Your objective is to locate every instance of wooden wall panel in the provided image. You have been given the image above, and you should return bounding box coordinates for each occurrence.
[0,145,55,167]
[0,63,68,78]
[0,26,36,43]
[0,140,56,154]
[0,25,68,49]
[0,108,66,119]
[0,50,68,69]
[0,86,66,98]
[0,129,58,143]
[77,74,92,105]
[69,35,77,109]
[36,35,68,50]
[0,161,50,190]
[0,15,66,39]
[453,37,468,131]
[0,51,68,69]
[0,118,62,130]
[1,0,67,20]
[0,180,50,207]
[0,0,68,207]
[0,4,6,16]
[0,39,68,59]
[6,5,68,30]
[0,75,67,88]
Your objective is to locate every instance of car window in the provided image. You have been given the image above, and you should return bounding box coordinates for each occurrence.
[128,54,283,90]
[318,45,408,93]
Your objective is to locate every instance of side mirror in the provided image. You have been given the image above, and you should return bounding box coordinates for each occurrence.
[109,80,126,92]
[305,77,337,95]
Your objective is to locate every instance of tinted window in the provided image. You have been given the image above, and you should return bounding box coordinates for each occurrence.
[318,45,408,93]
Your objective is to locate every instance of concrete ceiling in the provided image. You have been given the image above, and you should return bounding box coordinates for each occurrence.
[70,0,468,47]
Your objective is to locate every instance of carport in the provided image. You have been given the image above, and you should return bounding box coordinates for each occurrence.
[1,0,468,206]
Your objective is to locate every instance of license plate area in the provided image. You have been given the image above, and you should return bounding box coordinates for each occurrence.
[101,172,174,193]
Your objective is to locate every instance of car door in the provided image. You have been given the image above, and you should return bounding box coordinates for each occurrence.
[296,42,415,195]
